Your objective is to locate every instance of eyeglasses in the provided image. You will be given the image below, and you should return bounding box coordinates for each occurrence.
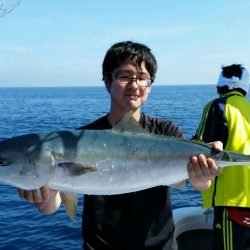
[111,72,152,87]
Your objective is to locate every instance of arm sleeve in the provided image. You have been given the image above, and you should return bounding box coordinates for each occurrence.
[194,100,228,146]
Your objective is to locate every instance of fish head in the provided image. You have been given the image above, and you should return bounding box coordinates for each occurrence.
[0,134,54,190]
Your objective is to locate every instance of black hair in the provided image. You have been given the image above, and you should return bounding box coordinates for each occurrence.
[222,64,242,78]
[217,64,247,96]
[102,41,157,83]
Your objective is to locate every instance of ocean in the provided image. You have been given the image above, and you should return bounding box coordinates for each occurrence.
[0,85,219,249]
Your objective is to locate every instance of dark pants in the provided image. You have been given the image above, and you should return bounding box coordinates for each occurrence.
[213,207,250,250]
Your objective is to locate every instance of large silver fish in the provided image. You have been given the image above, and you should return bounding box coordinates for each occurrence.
[0,114,250,219]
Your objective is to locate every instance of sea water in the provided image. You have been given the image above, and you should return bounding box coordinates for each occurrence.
[0,85,219,249]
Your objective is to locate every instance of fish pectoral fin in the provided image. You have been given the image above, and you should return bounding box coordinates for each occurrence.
[169,180,186,190]
[60,191,78,220]
[58,162,96,176]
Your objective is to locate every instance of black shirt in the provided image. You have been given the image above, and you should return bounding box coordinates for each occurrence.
[79,113,183,250]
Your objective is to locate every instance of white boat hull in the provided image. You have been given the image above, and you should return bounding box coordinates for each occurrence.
[173,206,214,250]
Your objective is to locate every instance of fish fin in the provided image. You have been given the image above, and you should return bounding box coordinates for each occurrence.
[112,112,148,134]
[169,180,186,190]
[60,191,78,220]
[58,162,96,176]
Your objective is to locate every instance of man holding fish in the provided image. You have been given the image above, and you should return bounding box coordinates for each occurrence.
[19,41,222,250]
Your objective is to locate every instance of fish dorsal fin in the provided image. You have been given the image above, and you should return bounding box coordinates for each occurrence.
[112,112,148,134]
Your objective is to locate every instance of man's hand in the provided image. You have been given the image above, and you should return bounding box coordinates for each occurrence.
[19,185,50,203]
[18,185,61,215]
[188,141,223,191]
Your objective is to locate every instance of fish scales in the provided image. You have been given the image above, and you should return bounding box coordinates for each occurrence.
[1,128,250,195]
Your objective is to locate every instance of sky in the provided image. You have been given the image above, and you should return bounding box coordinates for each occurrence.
[0,0,250,87]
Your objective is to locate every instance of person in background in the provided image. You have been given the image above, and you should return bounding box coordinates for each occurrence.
[19,41,222,250]
[193,64,250,250]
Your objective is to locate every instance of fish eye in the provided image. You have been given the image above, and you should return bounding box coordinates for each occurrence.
[0,160,6,166]
[0,157,10,166]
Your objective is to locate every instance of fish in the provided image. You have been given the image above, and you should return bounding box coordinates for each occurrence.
[0,113,250,219]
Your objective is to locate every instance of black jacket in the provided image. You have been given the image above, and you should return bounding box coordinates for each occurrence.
[79,113,183,250]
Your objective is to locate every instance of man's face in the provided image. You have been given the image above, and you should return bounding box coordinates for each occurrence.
[107,59,152,114]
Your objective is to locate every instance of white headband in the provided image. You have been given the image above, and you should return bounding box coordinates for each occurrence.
[217,68,250,94]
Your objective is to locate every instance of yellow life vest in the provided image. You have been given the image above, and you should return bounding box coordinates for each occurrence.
[202,91,250,208]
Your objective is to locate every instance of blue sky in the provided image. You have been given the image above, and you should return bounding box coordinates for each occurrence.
[0,0,250,87]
